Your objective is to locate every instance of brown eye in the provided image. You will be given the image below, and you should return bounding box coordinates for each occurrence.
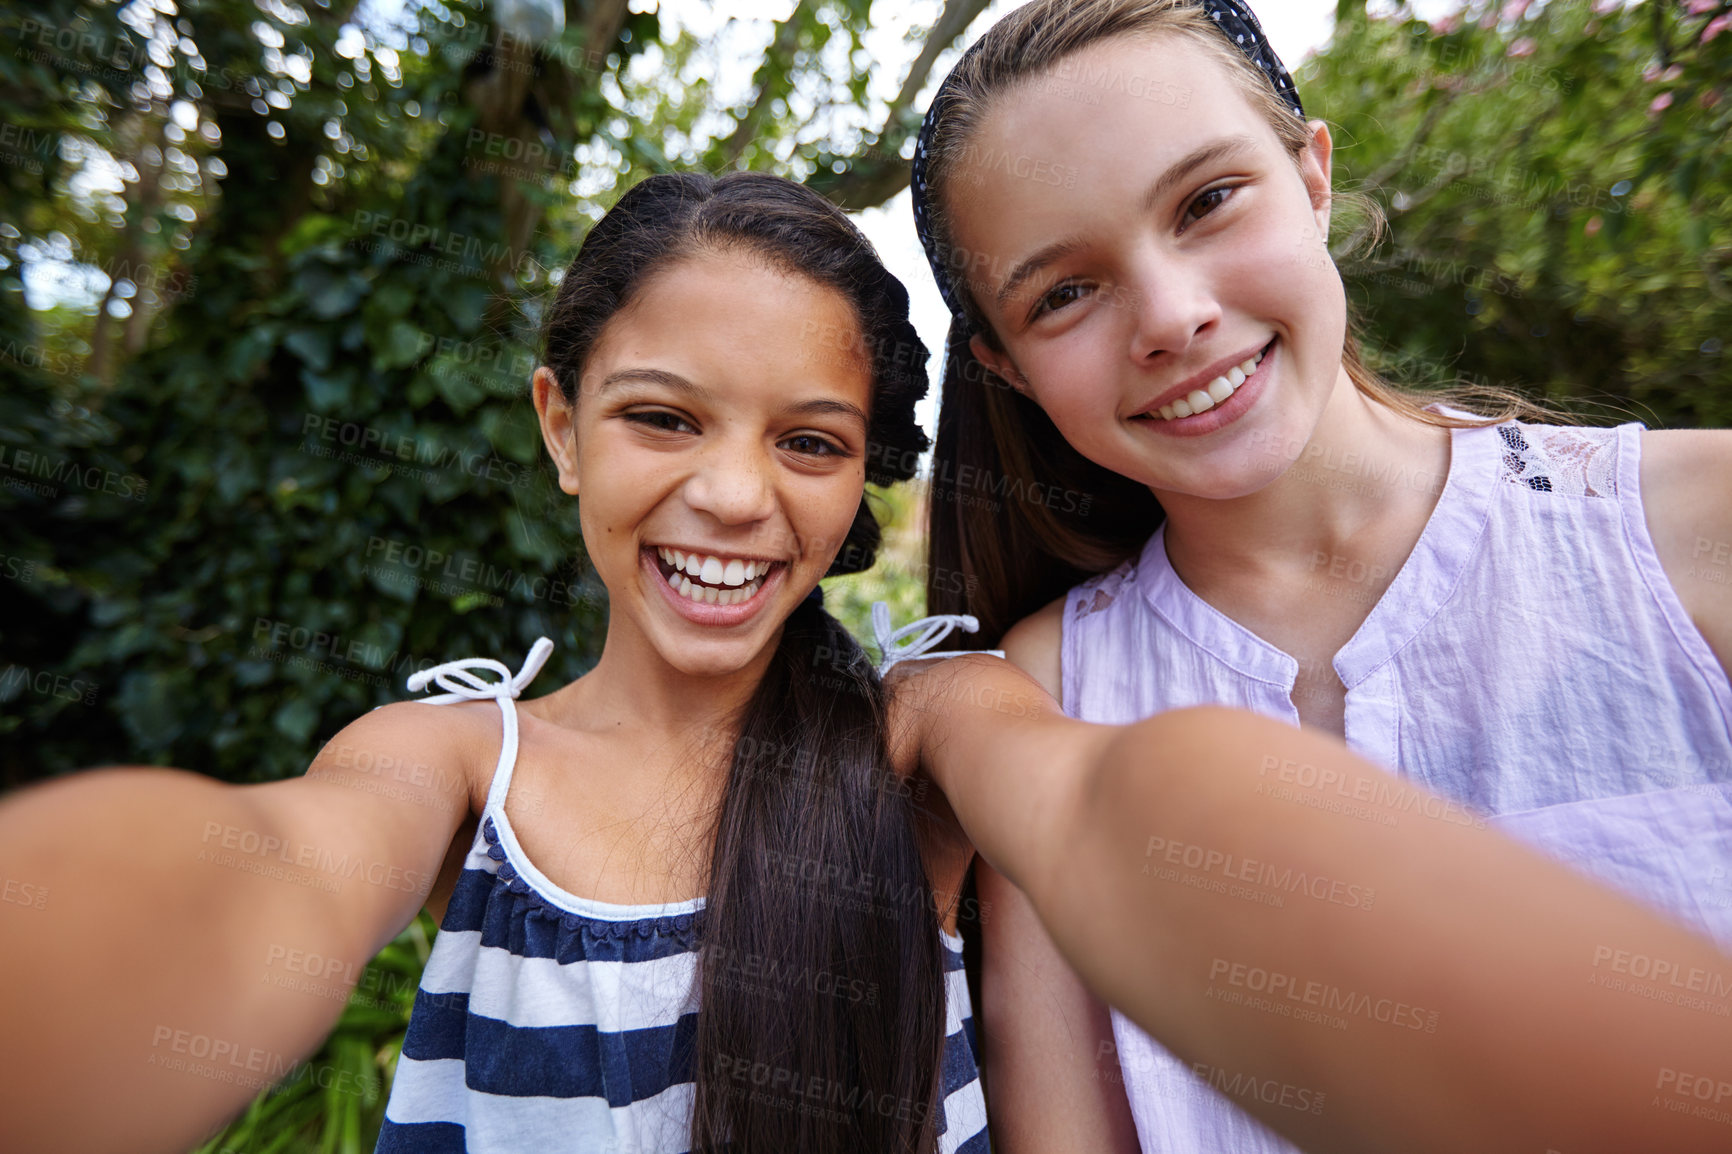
[625,410,696,433]
[781,434,841,457]
[1031,280,1089,321]
[1184,186,1235,225]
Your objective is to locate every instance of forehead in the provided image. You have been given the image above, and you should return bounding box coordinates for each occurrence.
[946,33,1280,265]
[588,251,873,403]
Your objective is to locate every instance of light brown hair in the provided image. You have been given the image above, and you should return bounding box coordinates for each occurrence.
[922,0,1563,644]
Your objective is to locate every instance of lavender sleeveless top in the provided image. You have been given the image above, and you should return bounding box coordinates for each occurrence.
[1059,419,1732,1154]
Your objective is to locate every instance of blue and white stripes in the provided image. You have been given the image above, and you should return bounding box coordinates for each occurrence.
[376,642,988,1153]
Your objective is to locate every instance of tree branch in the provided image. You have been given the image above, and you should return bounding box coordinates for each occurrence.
[720,0,816,168]
[812,0,991,210]
[880,0,992,135]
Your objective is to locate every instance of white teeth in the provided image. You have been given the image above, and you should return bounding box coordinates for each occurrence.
[658,550,776,602]
[1152,346,1274,421]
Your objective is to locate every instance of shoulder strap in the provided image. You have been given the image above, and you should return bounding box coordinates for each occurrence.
[871,601,1005,674]
[406,638,555,815]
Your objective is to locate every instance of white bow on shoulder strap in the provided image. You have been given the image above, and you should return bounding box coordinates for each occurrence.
[407,637,555,703]
[871,601,1005,676]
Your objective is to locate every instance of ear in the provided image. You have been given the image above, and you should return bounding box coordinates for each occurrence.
[1299,119,1335,237]
[968,332,1027,395]
[532,366,581,496]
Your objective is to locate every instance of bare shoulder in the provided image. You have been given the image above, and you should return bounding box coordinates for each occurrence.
[1000,595,1066,701]
[1639,428,1732,676]
[306,698,495,820]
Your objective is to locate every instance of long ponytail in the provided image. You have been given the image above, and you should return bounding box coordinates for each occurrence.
[692,597,942,1152]
[541,171,944,1153]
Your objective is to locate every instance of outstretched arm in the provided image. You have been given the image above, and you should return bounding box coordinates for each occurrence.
[899,655,1732,1154]
[0,701,480,1154]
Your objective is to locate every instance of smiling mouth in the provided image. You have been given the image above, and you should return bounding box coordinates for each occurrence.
[1136,338,1276,422]
[649,546,783,607]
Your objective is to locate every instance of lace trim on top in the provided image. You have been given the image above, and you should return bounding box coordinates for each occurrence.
[1497,423,1618,498]
[1071,561,1135,622]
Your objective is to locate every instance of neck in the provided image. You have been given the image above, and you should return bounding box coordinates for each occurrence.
[1157,368,1452,588]
[552,616,781,778]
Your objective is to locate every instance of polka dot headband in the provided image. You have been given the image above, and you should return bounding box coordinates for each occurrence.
[909,0,1305,325]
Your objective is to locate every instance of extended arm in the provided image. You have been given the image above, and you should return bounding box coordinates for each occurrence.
[0,701,478,1154]
[901,655,1732,1154]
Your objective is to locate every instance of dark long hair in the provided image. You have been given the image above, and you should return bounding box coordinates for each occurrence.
[541,171,943,1154]
[920,0,1565,645]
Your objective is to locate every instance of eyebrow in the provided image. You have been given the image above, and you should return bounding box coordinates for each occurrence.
[599,367,867,427]
[992,133,1263,314]
[596,367,713,398]
[1141,134,1260,212]
[788,398,869,427]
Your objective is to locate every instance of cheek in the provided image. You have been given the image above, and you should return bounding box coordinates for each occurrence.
[1026,364,1124,461]
[790,466,866,564]
[574,445,660,558]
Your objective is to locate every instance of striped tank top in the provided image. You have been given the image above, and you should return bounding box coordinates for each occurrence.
[375,639,988,1153]
[1061,418,1732,1154]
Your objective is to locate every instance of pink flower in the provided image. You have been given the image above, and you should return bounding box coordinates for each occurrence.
[1705,15,1732,43]
[1509,37,1537,57]
[1686,0,1718,15]
[1505,0,1531,20]
[1643,62,1663,81]
[1649,91,1674,115]
[1585,216,1602,238]
[1432,14,1461,35]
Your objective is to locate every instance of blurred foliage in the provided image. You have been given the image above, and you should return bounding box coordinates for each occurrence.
[1307,0,1732,425]
[823,480,932,653]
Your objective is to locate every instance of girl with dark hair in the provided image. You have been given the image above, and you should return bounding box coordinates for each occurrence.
[0,170,981,1154]
[905,1,1732,1151]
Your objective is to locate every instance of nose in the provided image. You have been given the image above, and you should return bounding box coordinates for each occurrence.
[682,435,778,526]
[1125,250,1221,365]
